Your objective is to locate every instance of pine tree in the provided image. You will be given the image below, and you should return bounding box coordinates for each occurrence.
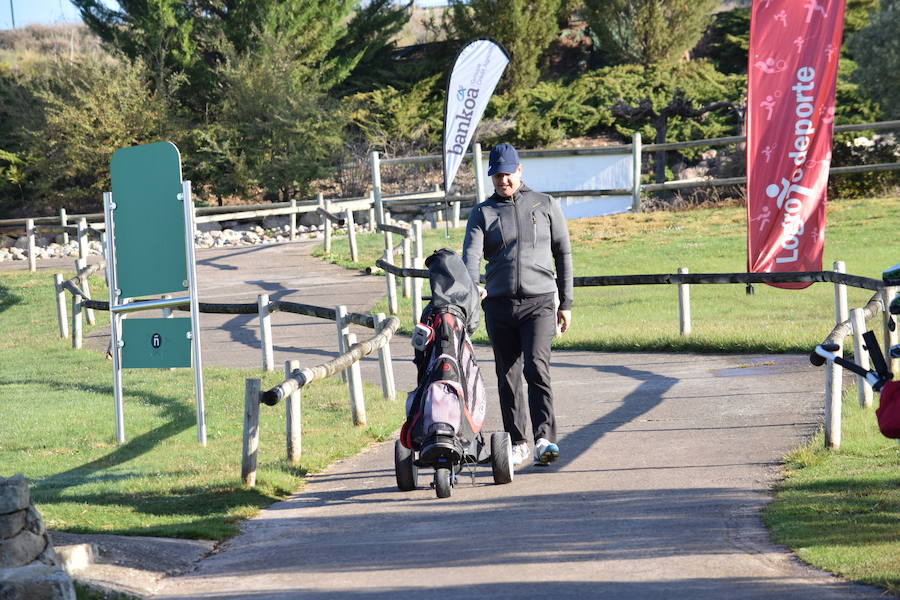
[444,0,564,99]
[583,0,718,66]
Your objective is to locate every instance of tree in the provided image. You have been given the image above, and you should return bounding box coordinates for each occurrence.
[23,56,176,212]
[443,0,564,99]
[216,30,346,202]
[583,0,719,66]
[848,0,900,119]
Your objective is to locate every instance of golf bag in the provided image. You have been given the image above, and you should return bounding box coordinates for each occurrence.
[399,249,486,463]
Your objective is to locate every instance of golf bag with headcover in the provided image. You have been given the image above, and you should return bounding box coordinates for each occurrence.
[399,248,486,467]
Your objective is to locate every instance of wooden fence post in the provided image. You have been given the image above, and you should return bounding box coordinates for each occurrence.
[285,359,301,463]
[382,227,399,314]
[677,267,691,336]
[374,312,396,402]
[258,294,274,372]
[631,131,642,212]
[345,207,358,263]
[824,340,842,449]
[53,273,68,339]
[60,208,69,245]
[289,198,297,241]
[241,378,261,487]
[77,218,89,261]
[833,261,848,325]
[26,219,36,272]
[367,193,376,233]
[335,305,349,383]
[413,220,424,264]
[71,292,83,350]
[402,236,412,299]
[884,285,899,376]
[371,150,384,226]
[412,257,424,324]
[76,258,95,325]
[344,333,367,426]
[849,308,873,409]
[323,199,333,254]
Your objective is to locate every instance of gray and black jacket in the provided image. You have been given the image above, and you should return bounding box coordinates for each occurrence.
[462,184,573,310]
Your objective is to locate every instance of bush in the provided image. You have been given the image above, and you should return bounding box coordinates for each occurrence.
[829,133,900,199]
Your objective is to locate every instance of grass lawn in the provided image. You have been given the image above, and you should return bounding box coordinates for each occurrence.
[765,390,900,595]
[317,195,900,594]
[0,270,403,539]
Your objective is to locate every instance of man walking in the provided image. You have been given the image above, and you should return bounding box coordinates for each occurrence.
[462,143,573,467]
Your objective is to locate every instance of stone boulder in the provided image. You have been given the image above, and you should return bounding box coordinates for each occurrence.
[0,475,75,600]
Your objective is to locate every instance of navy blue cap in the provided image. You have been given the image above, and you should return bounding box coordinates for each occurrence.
[487,143,519,176]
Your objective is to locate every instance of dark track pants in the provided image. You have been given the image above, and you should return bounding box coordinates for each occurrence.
[482,294,557,445]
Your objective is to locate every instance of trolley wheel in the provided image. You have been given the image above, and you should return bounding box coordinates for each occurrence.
[434,467,452,498]
[394,440,418,491]
[491,431,514,485]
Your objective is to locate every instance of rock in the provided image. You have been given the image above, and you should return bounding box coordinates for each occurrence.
[0,475,30,515]
[12,236,28,250]
[0,235,15,249]
[53,544,94,574]
[298,212,323,228]
[0,530,46,568]
[0,563,76,600]
[262,215,289,230]
[196,221,221,233]
[0,510,25,540]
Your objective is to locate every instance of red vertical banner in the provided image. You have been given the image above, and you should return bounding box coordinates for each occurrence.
[746,0,846,289]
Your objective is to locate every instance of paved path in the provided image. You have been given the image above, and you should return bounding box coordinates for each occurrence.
[13,242,886,599]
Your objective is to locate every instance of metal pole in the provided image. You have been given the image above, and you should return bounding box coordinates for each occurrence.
[104,192,126,444]
[182,181,207,446]
[474,143,486,206]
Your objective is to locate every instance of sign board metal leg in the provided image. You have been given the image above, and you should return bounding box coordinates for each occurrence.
[104,192,126,444]
[182,181,207,446]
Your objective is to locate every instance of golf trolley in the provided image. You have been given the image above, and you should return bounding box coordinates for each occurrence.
[394,430,514,499]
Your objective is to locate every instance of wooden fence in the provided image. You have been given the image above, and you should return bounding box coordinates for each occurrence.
[375,256,897,451]
[54,263,401,487]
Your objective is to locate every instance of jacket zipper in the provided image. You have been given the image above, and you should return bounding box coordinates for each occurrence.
[513,195,520,295]
[532,212,537,249]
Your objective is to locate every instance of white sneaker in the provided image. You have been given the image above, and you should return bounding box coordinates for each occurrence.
[510,442,530,467]
[533,438,559,465]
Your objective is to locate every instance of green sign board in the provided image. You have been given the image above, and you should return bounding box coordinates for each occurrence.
[110,142,188,299]
[122,318,192,369]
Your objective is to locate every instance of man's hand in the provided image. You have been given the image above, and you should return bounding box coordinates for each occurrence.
[557,309,572,334]
[478,285,488,300]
